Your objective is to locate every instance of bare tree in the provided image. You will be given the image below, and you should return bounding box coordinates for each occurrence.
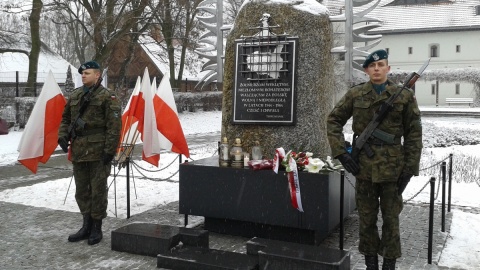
[0,4,30,56]
[150,0,203,87]
[40,7,84,66]
[0,1,44,96]
[224,0,243,24]
[25,0,43,97]
[49,0,151,68]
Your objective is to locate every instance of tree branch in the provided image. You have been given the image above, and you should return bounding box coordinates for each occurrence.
[0,48,29,55]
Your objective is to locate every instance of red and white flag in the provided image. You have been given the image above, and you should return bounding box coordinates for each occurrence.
[153,74,190,158]
[120,76,142,145]
[140,74,161,166]
[17,71,67,173]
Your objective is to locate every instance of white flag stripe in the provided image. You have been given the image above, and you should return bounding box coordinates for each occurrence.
[156,74,175,150]
[17,71,62,159]
[156,73,178,111]
[141,69,161,159]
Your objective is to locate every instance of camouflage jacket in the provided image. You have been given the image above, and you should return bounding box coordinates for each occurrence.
[327,79,423,182]
[59,85,121,162]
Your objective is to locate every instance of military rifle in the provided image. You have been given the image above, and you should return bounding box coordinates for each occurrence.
[351,58,430,161]
[66,73,104,143]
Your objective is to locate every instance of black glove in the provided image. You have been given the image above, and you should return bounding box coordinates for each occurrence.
[336,153,360,175]
[102,153,114,165]
[58,137,69,153]
[397,172,413,195]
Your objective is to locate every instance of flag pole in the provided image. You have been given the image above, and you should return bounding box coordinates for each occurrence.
[63,173,74,205]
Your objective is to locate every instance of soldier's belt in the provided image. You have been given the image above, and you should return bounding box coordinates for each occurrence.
[76,128,105,137]
[368,137,401,146]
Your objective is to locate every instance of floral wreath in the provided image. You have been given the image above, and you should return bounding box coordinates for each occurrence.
[281,150,342,173]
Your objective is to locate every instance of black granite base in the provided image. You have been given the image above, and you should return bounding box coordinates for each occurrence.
[248,237,350,270]
[111,223,208,257]
[157,247,258,270]
[156,237,350,270]
[205,217,318,245]
[112,224,350,269]
[180,156,356,245]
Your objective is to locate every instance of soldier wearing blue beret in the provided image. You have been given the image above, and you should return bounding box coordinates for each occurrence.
[59,61,121,246]
[78,61,101,74]
[327,49,423,269]
[362,49,389,68]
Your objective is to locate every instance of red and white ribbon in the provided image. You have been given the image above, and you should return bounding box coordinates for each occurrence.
[273,147,303,212]
[287,155,304,212]
[272,147,285,174]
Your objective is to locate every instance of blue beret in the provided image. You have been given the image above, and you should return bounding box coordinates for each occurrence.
[78,61,101,74]
[362,49,388,68]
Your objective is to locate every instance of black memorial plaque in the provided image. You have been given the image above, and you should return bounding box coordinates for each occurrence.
[233,35,298,125]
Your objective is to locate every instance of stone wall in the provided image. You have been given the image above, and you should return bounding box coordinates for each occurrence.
[221,1,335,158]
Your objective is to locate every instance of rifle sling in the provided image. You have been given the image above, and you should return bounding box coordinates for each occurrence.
[70,87,101,140]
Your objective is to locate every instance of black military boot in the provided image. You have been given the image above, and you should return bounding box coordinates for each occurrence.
[382,258,396,270]
[68,214,92,242]
[88,219,103,245]
[365,255,379,270]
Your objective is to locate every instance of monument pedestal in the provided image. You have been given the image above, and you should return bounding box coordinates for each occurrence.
[179,156,356,245]
[247,237,350,270]
[111,223,209,257]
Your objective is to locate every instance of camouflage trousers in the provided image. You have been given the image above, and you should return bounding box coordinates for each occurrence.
[356,179,403,259]
[73,161,111,220]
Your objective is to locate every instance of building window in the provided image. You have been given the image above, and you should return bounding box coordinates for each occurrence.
[456,45,461,53]
[408,47,413,54]
[455,84,460,95]
[431,84,436,95]
[430,44,439,57]
[385,48,390,54]
[476,5,480,15]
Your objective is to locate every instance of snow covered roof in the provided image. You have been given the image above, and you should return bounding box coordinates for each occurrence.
[326,0,480,34]
[139,35,209,81]
[240,0,328,16]
[0,35,77,84]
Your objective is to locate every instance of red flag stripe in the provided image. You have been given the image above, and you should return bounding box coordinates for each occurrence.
[153,95,189,157]
[41,94,66,163]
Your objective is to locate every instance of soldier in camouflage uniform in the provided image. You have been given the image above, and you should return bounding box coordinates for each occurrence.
[327,50,422,270]
[58,61,121,246]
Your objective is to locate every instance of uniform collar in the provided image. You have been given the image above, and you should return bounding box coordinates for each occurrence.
[361,80,396,95]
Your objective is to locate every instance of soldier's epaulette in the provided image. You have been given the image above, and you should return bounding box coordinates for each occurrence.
[353,82,366,87]
[70,87,84,98]
[101,86,113,93]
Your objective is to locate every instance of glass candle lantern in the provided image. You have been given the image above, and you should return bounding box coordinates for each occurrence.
[219,137,230,166]
[251,140,263,160]
[230,138,244,167]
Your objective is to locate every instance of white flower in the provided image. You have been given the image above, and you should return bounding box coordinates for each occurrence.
[325,156,335,168]
[305,158,325,173]
[306,152,313,157]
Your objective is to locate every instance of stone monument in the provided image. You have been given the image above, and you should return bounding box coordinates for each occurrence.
[114,3,353,268]
[222,0,334,158]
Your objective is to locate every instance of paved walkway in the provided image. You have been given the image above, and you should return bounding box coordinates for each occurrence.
[0,195,459,270]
